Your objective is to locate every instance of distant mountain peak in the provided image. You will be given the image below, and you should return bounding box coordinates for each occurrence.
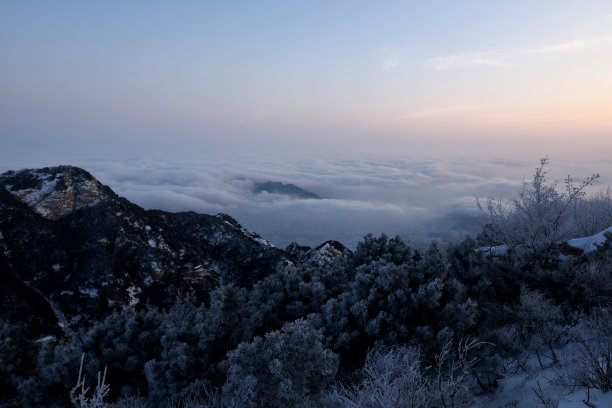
[253,181,321,199]
[0,165,113,220]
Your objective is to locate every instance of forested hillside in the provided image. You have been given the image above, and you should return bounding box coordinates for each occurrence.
[2,160,612,407]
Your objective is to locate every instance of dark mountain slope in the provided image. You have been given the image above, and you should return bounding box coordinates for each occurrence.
[0,166,297,336]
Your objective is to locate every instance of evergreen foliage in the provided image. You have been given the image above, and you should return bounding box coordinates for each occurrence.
[221,319,338,408]
[3,158,612,407]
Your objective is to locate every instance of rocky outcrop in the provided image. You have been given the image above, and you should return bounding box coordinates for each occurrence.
[286,240,352,266]
[0,165,113,220]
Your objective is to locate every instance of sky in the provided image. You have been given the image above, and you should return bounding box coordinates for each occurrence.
[2,2,612,247]
[2,1,612,157]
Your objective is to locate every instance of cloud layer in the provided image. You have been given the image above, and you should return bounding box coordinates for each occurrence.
[2,153,609,249]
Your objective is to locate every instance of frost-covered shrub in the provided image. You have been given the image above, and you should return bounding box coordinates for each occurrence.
[29,307,163,405]
[109,396,149,408]
[557,309,612,392]
[69,354,110,408]
[572,188,612,237]
[221,319,338,408]
[246,264,327,338]
[572,259,612,309]
[326,345,429,408]
[328,340,482,408]
[0,320,38,407]
[354,233,414,267]
[144,295,211,401]
[515,287,564,365]
[313,239,479,366]
[148,267,343,402]
[477,157,599,268]
[430,338,483,408]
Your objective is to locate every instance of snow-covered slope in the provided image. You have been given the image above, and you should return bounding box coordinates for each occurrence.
[475,346,612,408]
[565,226,612,253]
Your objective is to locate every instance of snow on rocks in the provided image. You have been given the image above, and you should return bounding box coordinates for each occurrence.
[310,242,345,266]
[0,166,111,220]
[127,286,142,306]
[286,240,352,266]
[221,216,275,247]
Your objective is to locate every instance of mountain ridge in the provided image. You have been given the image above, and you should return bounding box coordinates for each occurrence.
[0,165,351,341]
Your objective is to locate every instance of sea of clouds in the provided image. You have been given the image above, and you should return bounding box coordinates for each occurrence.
[2,152,610,249]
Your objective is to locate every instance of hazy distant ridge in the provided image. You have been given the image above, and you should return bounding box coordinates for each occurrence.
[253,180,321,199]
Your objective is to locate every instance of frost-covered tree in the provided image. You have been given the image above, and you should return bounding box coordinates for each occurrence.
[313,238,478,368]
[144,294,211,400]
[220,319,338,408]
[354,233,414,267]
[30,307,163,405]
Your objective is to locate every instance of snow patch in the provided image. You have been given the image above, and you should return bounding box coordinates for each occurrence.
[127,286,142,306]
[79,287,99,298]
[566,226,612,253]
[253,237,274,247]
[476,344,612,408]
[310,242,344,266]
[35,335,56,343]
[476,245,510,256]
